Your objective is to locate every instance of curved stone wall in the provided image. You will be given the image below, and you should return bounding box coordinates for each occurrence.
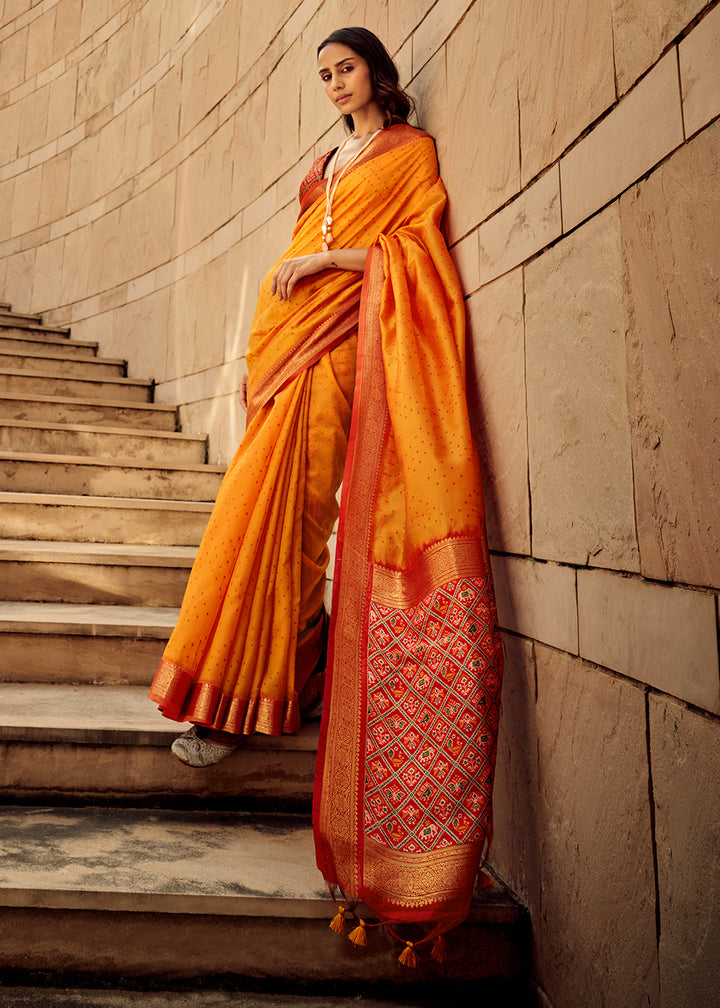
[1,2,719,1005]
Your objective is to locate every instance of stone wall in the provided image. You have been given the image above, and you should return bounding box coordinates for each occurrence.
[1,1,719,1005]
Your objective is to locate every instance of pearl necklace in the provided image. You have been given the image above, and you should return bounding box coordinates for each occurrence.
[321,129,382,251]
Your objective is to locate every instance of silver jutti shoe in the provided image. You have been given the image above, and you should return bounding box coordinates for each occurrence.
[170,725,241,767]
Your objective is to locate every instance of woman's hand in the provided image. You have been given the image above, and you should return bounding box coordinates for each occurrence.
[271,253,329,301]
[239,371,248,413]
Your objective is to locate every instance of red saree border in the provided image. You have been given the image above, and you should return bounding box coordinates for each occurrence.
[313,242,387,898]
[149,657,300,736]
[299,124,428,218]
[248,293,360,420]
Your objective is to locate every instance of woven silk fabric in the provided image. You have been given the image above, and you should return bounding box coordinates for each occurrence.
[311,126,504,934]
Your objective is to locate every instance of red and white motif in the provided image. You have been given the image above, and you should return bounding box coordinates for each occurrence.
[364,576,502,853]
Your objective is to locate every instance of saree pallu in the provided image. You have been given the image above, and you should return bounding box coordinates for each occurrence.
[312,126,504,943]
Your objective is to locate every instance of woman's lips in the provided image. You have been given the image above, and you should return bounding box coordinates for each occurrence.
[336,94,351,104]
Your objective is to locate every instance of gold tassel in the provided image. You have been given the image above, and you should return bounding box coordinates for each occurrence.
[398,941,418,968]
[431,934,447,963]
[329,906,346,934]
[348,918,368,947]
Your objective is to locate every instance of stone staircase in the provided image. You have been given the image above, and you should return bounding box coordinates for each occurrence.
[0,304,531,1004]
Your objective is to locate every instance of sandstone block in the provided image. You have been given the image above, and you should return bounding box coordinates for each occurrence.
[262,39,302,184]
[387,0,434,53]
[17,83,50,157]
[411,46,447,176]
[109,288,170,381]
[95,111,128,197]
[578,568,719,714]
[612,0,706,95]
[24,7,55,79]
[680,3,720,139]
[525,204,639,571]
[489,635,541,937]
[224,231,267,362]
[0,102,20,166]
[1,249,36,315]
[46,66,78,142]
[179,2,240,139]
[560,50,684,231]
[449,231,479,295]
[129,0,162,82]
[192,256,227,374]
[649,694,720,1008]
[0,25,28,93]
[39,150,71,225]
[61,226,91,305]
[52,0,83,65]
[120,172,176,280]
[68,131,101,213]
[478,165,561,286]
[175,145,207,253]
[201,118,235,243]
[0,179,14,243]
[150,63,181,162]
[534,648,659,1008]
[517,0,615,185]
[491,554,577,655]
[10,163,42,236]
[32,238,65,311]
[3,1,32,23]
[88,208,122,293]
[466,270,530,555]
[443,0,520,241]
[412,0,471,74]
[619,127,720,589]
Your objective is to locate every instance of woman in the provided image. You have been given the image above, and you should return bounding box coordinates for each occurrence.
[149,27,503,961]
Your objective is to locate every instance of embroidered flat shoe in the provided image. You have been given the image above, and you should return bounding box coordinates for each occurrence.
[170,725,240,767]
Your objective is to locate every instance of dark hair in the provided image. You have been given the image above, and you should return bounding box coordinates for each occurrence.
[316,27,414,132]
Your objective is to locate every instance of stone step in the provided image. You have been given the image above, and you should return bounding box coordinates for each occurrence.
[0,801,527,990]
[0,348,126,379]
[0,683,320,805]
[0,310,46,328]
[0,419,207,465]
[0,990,497,1008]
[0,540,196,606]
[0,451,224,500]
[0,392,178,430]
[0,492,212,545]
[0,369,153,402]
[0,602,176,685]
[0,330,96,357]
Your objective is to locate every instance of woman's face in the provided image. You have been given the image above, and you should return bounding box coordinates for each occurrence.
[317,43,377,121]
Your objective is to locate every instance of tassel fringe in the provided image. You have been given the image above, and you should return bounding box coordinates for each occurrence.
[398,941,418,968]
[348,919,368,947]
[329,906,346,934]
[431,934,447,963]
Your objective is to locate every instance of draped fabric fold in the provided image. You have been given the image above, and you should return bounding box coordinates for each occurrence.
[149,123,503,935]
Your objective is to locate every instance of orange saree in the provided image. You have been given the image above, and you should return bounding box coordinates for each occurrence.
[149,123,503,947]
[312,126,504,949]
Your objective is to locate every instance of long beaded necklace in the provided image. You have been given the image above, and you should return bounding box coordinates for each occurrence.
[321,129,382,251]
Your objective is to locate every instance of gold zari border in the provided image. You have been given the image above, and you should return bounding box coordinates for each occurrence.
[371,535,491,609]
[362,836,482,909]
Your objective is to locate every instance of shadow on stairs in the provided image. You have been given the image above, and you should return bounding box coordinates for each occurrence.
[0,303,532,1006]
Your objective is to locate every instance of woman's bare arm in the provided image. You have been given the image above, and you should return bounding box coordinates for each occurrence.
[271,248,369,301]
